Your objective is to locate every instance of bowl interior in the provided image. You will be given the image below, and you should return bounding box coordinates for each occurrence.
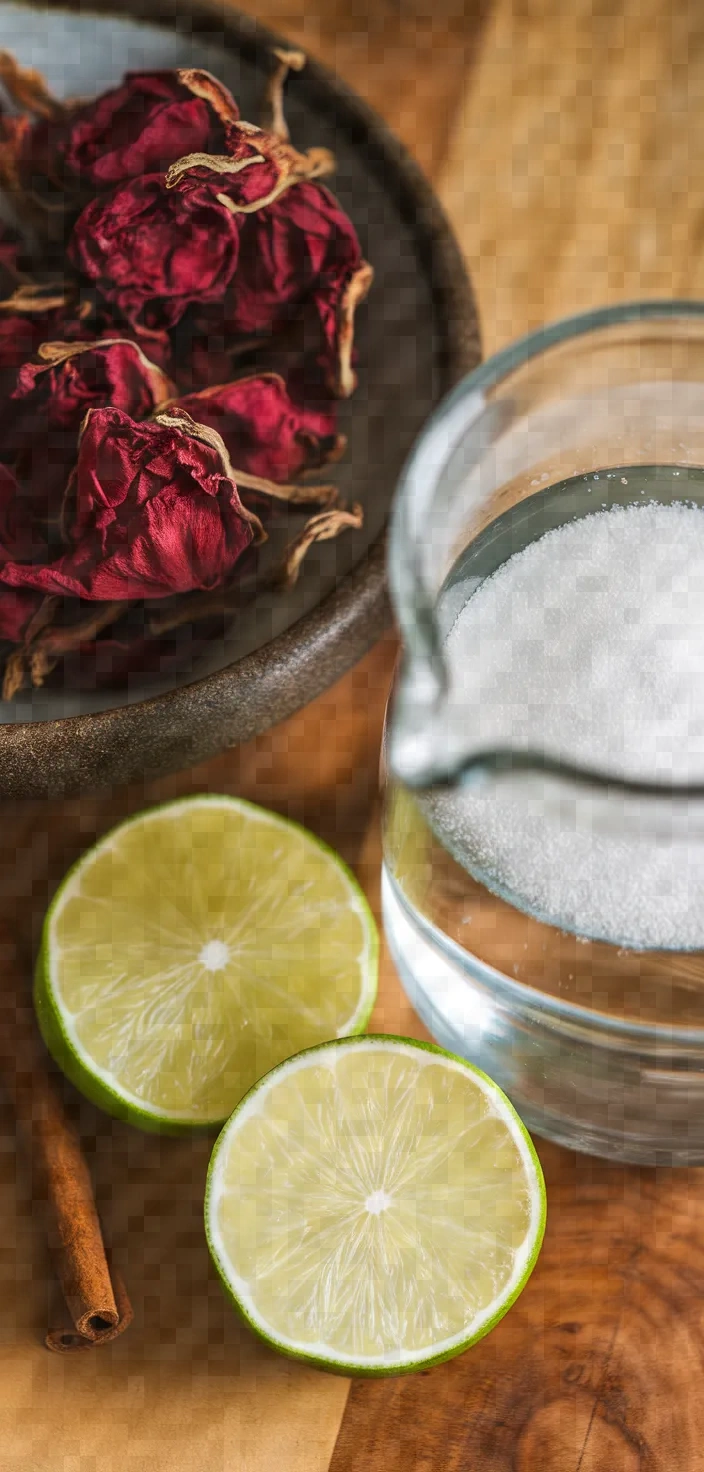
[0,1,440,723]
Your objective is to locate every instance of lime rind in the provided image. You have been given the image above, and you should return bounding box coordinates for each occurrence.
[35,794,379,1133]
[205,1034,547,1376]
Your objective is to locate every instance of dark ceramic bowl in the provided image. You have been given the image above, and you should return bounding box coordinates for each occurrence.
[0,0,479,797]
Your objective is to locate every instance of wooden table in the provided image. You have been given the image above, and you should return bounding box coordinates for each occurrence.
[4,1,704,1467]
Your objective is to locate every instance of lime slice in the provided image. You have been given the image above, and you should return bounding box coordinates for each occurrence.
[34,796,378,1131]
[205,1035,546,1375]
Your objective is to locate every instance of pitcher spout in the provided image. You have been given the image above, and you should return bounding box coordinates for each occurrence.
[387,652,458,790]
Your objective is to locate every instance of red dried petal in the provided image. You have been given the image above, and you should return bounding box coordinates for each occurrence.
[12,69,239,194]
[0,339,173,518]
[68,175,241,330]
[223,183,371,394]
[12,338,172,432]
[0,406,262,600]
[165,118,333,215]
[68,75,219,185]
[171,371,339,484]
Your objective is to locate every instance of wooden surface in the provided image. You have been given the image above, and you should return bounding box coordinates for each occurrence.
[4,0,704,1467]
[440,0,704,353]
[331,1148,704,1468]
[0,636,400,1472]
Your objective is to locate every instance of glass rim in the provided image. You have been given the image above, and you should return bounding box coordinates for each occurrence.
[389,298,704,799]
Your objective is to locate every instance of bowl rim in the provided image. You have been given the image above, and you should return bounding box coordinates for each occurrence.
[0,0,480,797]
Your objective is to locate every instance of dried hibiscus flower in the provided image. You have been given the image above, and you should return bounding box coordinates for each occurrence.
[166,371,344,505]
[0,64,241,207]
[10,338,174,435]
[262,49,306,143]
[0,302,96,425]
[68,174,242,330]
[0,406,264,600]
[50,69,240,190]
[218,182,372,396]
[0,46,368,697]
[165,117,334,216]
[0,338,175,519]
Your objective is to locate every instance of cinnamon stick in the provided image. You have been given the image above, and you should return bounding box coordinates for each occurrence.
[0,924,133,1351]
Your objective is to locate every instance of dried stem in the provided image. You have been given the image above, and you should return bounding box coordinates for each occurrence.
[232,468,338,507]
[176,68,241,127]
[0,281,68,313]
[165,150,265,184]
[278,503,364,587]
[2,649,26,700]
[148,574,259,636]
[36,338,177,403]
[28,601,125,687]
[262,48,306,142]
[0,594,60,699]
[333,262,374,398]
[165,131,335,215]
[299,434,348,477]
[23,594,60,644]
[217,147,334,215]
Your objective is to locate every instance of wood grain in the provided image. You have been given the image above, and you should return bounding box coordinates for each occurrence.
[440,0,704,352]
[330,1146,704,1470]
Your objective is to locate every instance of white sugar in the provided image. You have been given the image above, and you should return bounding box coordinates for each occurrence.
[429,501,704,950]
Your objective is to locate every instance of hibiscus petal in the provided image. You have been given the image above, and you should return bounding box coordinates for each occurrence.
[223,182,372,395]
[167,370,342,491]
[0,405,263,599]
[69,175,242,330]
[164,117,334,214]
[4,67,241,200]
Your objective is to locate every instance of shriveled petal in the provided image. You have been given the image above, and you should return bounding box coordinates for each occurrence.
[224,182,372,395]
[3,67,241,202]
[1,406,263,599]
[68,175,242,330]
[12,338,174,429]
[165,117,334,215]
[167,371,342,490]
[63,70,237,186]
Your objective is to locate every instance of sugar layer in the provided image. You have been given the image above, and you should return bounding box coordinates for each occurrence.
[431,501,704,950]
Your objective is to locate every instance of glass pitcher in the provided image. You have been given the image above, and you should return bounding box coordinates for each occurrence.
[382,301,704,1167]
